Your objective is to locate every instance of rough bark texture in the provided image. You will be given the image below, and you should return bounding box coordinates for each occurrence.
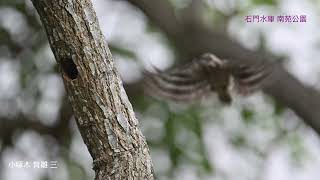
[126,0,320,135]
[31,0,154,179]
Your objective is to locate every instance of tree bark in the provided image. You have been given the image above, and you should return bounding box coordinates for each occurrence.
[31,0,154,179]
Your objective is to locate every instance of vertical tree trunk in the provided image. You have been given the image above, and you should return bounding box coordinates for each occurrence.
[31,0,154,179]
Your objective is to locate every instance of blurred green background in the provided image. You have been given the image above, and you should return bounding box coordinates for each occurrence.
[0,0,320,179]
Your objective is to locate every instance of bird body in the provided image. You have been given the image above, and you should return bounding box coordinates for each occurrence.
[144,53,271,104]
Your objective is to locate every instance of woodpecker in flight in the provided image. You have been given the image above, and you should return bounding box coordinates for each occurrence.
[143,53,272,104]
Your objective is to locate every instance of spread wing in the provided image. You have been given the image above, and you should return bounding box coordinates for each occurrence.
[143,53,272,103]
[143,57,215,102]
[230,61,272,96]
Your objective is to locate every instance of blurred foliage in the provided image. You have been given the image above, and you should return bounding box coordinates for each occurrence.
[135,97,213,177]
[251,0,277,5]
[0,0,316,180]
[109,45,137,60]
[241,108,255,123]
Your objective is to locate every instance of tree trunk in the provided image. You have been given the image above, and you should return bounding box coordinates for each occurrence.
[31,0,154,179]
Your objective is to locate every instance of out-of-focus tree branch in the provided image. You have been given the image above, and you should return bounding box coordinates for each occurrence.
[0,98,73,149]
[125,0,320,135]
[127,0,181,37]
